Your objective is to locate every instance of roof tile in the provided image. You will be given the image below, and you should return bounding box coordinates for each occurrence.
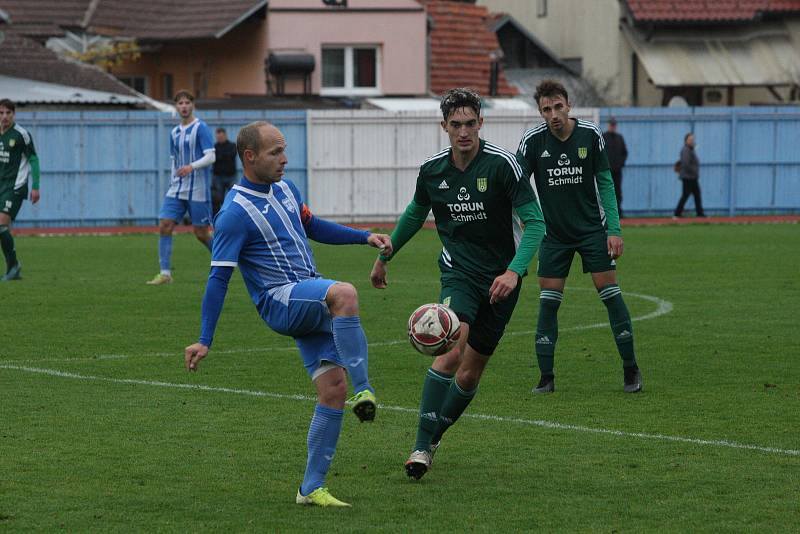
[625,0,800,22]
[424,0,517,97]
[0,30,139,96]
[1,1,267,40]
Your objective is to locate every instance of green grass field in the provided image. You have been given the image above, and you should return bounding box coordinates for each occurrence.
[1,224,798,532]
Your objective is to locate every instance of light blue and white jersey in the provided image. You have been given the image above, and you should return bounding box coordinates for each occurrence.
[167,118,214,201]
[211,178,319,309]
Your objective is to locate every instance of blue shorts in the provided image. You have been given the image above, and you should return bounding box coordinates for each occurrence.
[262,278,343,379]
[159,195,212,226]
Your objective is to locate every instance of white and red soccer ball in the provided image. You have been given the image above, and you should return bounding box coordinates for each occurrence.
[407,303,461,356]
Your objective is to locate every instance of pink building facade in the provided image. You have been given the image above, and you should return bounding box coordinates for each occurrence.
[266,0,427,97]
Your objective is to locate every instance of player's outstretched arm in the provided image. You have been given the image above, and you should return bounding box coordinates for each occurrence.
[376,199,430,264]
[367,233,392,256]
[369,199,429,289]
[493,199,545,304]
[187,265,234,371]
[607,235,624,260]
[185,343,209,371]
[370,257,388,289]
[596,169,621,235]
[489,270,520,304]
[302,206,373,246]
[30,154,41,203]
[177,149,216,177]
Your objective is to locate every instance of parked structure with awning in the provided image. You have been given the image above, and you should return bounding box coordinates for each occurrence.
[617,0,800,106]
[622,23,800,87]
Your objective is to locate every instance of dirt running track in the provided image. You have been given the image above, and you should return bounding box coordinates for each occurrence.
[14,215,799,237]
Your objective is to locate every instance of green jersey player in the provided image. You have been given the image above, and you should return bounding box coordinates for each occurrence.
[370,88,545,480]
[516,80,642,394]
[0,99,41,281]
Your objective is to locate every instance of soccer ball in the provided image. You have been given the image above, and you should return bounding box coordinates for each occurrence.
[407,303,461,356]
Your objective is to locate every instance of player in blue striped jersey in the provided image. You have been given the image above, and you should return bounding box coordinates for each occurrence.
[147,90,216,285]
[184,121,392,507]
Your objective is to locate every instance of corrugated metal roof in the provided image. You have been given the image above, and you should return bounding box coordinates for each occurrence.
[0,74,145,105]
[0,29,141,96]
[504,68,607,107]
[622,24,800,86]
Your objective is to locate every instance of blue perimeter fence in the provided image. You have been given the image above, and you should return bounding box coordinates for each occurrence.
[14,109,307,227]
[14,106,800,227]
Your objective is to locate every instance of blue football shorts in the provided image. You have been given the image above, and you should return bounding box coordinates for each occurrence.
[159,195,212,226]
[262,278,344,379]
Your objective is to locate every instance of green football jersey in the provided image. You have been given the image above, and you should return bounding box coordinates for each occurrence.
[414,139,537,282]
[0,124,37,192]
[517,119,611,244]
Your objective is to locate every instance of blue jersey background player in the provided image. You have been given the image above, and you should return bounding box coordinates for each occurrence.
[147,90,216,285]
[184,121,392,507]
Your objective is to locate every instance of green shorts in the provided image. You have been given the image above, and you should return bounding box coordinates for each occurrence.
[537,233,616,278]
[0,186,26,221]
[439,269,522,356]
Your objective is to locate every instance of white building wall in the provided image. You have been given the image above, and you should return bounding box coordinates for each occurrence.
[479,0,632,105]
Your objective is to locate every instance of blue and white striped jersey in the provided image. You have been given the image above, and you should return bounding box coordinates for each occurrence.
[167,118,214,201]
[211,178,320,309]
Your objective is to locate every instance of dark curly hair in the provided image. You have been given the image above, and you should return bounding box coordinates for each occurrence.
[173,90,195,103]
[534,80,569,106]
[440,88,481,121]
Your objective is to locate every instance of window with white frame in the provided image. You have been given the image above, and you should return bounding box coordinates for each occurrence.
[321,45,380,96]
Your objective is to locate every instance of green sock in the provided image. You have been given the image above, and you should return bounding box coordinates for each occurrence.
[413,368,453,452]
[433,379,477,442]
[598,284,637,368]
[0,225,17,273]
[536,289,562,375]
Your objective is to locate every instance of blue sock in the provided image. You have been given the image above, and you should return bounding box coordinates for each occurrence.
[300,404,343,496]
[158,236,172,272]
[332,316,373,394]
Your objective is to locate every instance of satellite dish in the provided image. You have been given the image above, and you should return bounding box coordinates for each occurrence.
[667,95,689,107]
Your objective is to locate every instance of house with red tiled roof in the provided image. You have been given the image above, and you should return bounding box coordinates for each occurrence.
[2,0,553,107]
[0,9,146,107]
[478,0,800,106]
[487,12,605,106]
[1,0,429,105]
[2,0,274,101]
[621,0,800,105]
[424,0,517,97]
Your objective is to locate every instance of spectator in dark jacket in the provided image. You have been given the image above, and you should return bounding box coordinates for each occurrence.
[674,133,705,218]
[212,128,238,215]
[602,118,628,217]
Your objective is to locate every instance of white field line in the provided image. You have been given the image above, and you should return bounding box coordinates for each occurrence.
[1,363,797,458]
[1,289,674,364]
